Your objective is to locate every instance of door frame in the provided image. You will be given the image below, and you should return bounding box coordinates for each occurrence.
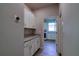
[42,16,63,56]
[56,16,63,56]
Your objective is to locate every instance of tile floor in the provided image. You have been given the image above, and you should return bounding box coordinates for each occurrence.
[34,40,57,56]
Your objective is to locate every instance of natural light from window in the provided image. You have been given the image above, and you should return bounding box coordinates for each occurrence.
[48,23,56,32]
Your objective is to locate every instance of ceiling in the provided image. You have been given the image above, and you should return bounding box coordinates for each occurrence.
[25,3,59,11]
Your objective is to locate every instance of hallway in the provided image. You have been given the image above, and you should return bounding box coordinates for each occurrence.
[34,40,57,56]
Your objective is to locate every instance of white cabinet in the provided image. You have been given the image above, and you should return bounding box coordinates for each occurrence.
[31,39,36,55]
[36,38,40,50]
[30,14,36,28]
[24,8,30,28]
[24,41,31,56]
[24,6,36,28]
[31,37,40,55]
[34,38,38,52]
[34,37,40,52]
[24,36,40,56]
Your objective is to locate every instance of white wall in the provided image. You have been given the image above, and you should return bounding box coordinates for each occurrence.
[34,5,59,36]
[61,3,79,56]
[0,4,24,56]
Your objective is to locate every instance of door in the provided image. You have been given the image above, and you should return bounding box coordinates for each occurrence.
[0,4,24,56]
[44,18,57,40]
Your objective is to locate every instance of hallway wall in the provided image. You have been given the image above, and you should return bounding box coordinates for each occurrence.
[61,3,79,56]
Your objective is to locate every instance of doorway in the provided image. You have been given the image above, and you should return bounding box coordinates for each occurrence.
[44,18,57,41]
[43,17,57,56]
[34,17,58,56]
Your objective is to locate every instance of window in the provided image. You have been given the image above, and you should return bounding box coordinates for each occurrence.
[48,23,56,31]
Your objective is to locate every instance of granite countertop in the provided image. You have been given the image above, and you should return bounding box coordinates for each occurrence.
[24,34,40,43]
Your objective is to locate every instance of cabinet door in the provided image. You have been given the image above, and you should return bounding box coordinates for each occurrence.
[36,38,40,50]
[24,8,30,28]
[29,12,35,28]
[24,6,36,28]
[31,37,40,55]
[24,41,31,56]
[28,12,32,28]
[34,37,40,52]
[24,45,31,56]
[34,38,38,51]
[31,39,36,55]
[31,14,36,28]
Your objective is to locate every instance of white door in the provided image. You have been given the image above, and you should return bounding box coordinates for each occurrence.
[0,4,24,56]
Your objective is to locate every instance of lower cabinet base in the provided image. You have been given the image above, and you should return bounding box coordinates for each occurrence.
[24,36,41,56]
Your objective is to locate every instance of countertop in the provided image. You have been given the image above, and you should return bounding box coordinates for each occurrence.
[24,34,40,43]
